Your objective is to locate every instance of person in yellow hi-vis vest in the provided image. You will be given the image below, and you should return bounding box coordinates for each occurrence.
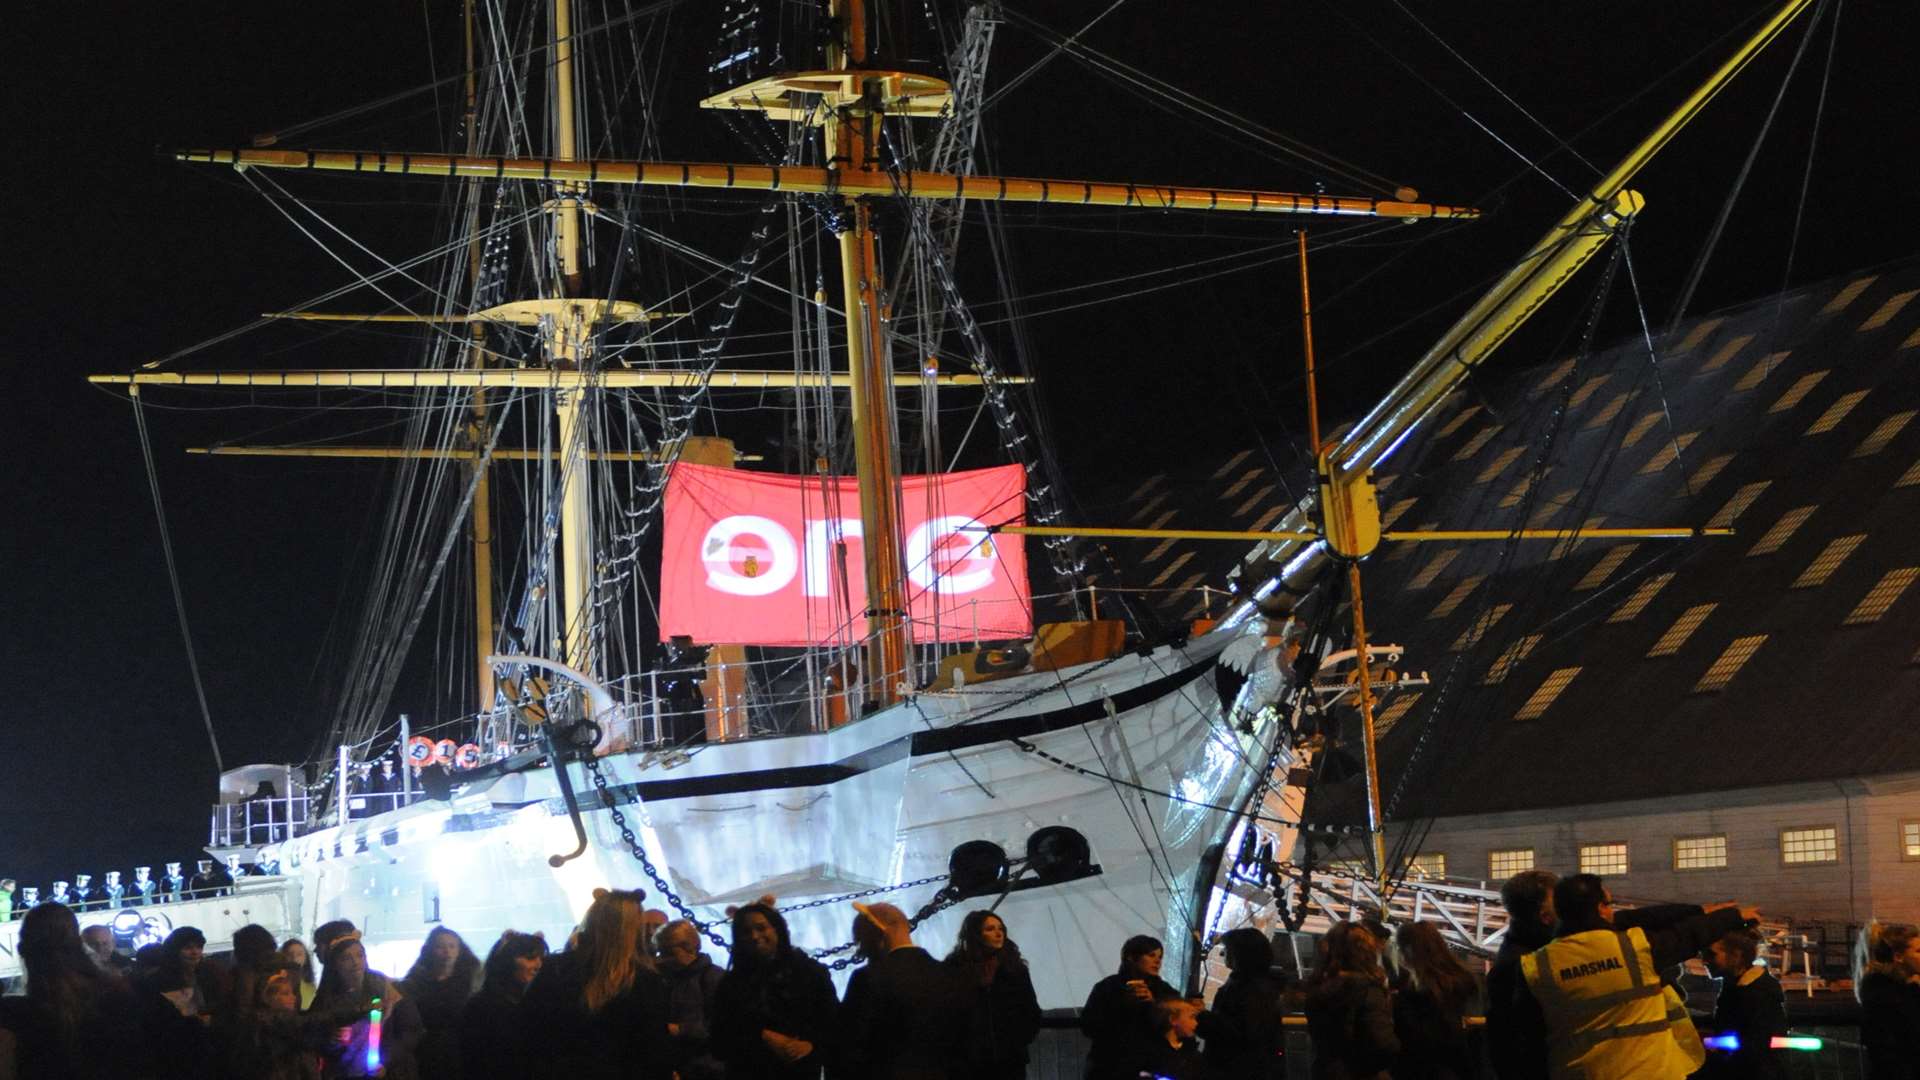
[1514,874,1757,1080]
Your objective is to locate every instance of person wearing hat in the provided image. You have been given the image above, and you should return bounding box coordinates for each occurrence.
[311,930,423,1078]
[839,902,968,1080]
[102,871,126,909]
[161,862,187,903]
[131,866,159,906]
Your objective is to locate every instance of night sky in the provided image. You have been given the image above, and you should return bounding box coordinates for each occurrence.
[4,1,1914,895]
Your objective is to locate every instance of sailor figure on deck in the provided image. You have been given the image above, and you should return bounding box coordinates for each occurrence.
[70,874,95,911]
[132,866,158,905]
[161,862,186,902]
[49,881,71,907]
[224,854,247,886]
[103,871,126,909]
[189,859,224,898]
[20,887,39,909]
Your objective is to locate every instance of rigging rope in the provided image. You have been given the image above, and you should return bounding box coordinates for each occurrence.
[130,390,226,774]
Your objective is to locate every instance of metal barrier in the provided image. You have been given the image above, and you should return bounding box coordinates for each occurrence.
[209,793,313,848]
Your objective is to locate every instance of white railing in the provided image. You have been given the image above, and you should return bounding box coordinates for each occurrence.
[209,793,314,848]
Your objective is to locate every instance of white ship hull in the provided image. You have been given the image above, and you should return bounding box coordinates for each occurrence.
[272,627,1284,1008]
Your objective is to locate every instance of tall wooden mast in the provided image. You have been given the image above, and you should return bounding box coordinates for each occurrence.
[549,0,597,677]
[826,0,912,709]
[463,0,499,711]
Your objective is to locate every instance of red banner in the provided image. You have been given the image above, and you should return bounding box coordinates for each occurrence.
[661,462,1031,646]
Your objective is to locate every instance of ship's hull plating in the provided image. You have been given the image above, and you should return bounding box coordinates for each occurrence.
[272,629,1283,1008]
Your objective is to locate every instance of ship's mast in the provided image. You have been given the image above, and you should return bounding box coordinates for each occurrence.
[463,0,498,711]
[550,0,596,677]
[826,0,912,709]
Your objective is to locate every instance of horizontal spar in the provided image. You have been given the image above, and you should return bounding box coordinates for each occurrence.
[90,369,1025,390]
[980,524,1733,542]
[187,445,764,463]
[176,148,1481,221]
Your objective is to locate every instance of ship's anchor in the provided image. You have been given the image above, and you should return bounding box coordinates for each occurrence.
[490,654,618,868]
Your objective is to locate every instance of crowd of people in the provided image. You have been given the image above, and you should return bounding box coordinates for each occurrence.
[1,871,1914,1079]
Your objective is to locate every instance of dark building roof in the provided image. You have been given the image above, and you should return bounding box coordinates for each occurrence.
[1082,255,1920,822]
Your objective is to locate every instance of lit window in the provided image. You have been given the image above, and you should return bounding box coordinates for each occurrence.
[1407,853,1447,879]
[1429,576,1485,619]
[1586,392,1630,429]
[1899,459,1920,488]
[1820,275,1878,315]
[1435,405,1483,440]
[1374,692,1423,734]
[1852,411,1916,457]
[1408,549,1462,590]
[1769,370,1830,413]
[1706,481,1773,529]
[1527,491,1577,529]
[1483,634,1542,684]
[1381,497,1419,528]
[1780,826,1839,866]
[1568,374,1611,408]
[1695,635,1768,692]
[1575,544,1640,591]
[1732,351,1791,393]
[1792,534,1867,588]
[1219,467,1266,500]
[1647,603,1717,657]
[1375,473,1399,490]
[1477,446,1526,484]
[1622,412,1664,448]
[1144,538,1179,563]
[1696,332,1755,374]
[1747,506,1817,556]
[1690,453,1735,490]
[1233,484,1276,518]
[1148,551,1196,588]
[1452,604,1512,650]
[1532,358,1576,395]
[1384,523,1437,562]
[1843,568,1920,625]
[1674,835,1729,871]
[1639,432,1700,475]
[1249,505,1288,532]
[1806,390,1871,435]
[1904,325,1920,351]
[1902,822,1920,861]
[1609,572,1676,623]
[1452,425,1504,461]
[1858,288,1916,331]
[1131,491,1171,523]
[1489,849,1535,878]
[1515,667,1581,720]
[1675,317,1728,353]
[1579,843,1629,876]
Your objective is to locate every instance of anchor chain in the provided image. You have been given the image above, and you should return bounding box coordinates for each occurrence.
[577,752,957,964]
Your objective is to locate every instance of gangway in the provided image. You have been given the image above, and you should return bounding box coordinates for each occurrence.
[0,876,301,983]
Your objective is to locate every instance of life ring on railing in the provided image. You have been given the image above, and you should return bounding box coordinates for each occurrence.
[433,738,458,765]
[454,743,482,770]
[406,736,437,767]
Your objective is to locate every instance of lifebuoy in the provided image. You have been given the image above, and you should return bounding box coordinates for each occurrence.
[454,743,482,770]
[406,736,436,766]
[433,738,458,765]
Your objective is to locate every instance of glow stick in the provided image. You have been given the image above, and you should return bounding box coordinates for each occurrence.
[366,997,383,1073]
[1703,1033,1825,1052]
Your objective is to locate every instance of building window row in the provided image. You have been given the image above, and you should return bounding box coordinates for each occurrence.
[1470,824,1865,878]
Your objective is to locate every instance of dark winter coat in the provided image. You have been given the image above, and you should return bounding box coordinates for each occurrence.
[664,953,728,1080]
[520,951,674,1080]
[710,950,839,1080]
[1857,970,1920,1080]
[1080,971,1179,1080]
[1700,969,1786,1080]
[400,971,476,1080]
[838,946,968,1080]
[1196,971,1285,1080]
[309,972,424,1080]
[1392,980,1479,1080]
[1303,972,1398,1080]
[459,985,532,1080]
[945,954,1042,1079]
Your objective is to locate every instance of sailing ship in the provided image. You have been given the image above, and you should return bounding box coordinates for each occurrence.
[87,0,1819,1010]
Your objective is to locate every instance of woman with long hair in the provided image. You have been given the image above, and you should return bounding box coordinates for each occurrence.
[1197,927,1285,1080]
[281,939,319,1009]
[941,910,1040,1080]
[0,903,154,1077]
[710,901,838,1079]
[1854,921,1920,1078]
[225,962,334,1080]
[521,889,672,1080]
[309,934,423,1079]
[460,931,547,1080]
[1389,921,1480,1080]
[1303,921,1399,1080]
[1080,934,1181,1080]
[399,927,481,1080]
